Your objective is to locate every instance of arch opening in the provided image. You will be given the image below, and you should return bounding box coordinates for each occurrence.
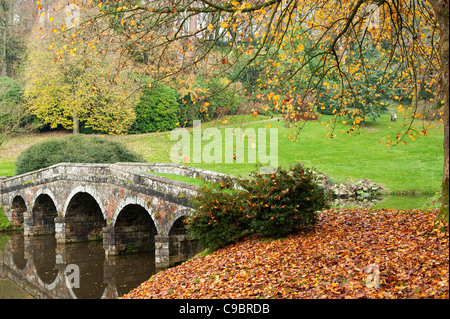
[32,194,58,235]
[113,204,156,254]
[11,196,27,228]
[65,192,105,242]
[168,216,198,265]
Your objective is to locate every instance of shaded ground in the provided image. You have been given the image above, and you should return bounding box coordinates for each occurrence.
[122,209,448,299]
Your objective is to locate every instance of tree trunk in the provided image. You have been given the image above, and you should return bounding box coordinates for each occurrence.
[73,112,80,134]
[429,0,449,221]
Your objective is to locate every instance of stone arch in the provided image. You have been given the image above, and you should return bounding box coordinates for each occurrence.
[11,195,27,227]
[31,189,58,235]
[168,215,188,236]
[63,185,106,220]
[64,190,106,242]
[111,197,158,254]
[32,188,59,214]
[167,210,198,265]
[164,208,191,236]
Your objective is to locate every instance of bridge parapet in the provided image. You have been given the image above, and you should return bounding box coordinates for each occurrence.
[113,162,233,183]
[0,163,202,199]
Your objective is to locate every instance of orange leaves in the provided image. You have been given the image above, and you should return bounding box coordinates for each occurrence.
[121,209,448,299]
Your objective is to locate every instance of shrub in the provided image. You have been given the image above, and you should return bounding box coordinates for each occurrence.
[187,181,250,250]
[15,134,144,175]
[187,164,329,249]
[243,164,329,238]
[130,83,179,133]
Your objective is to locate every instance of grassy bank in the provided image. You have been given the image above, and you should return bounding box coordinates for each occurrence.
[0,206,13,231]
[0,113,444,196]
[117,113,444,195]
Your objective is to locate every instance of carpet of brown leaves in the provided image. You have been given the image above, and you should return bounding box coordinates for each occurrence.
[121,209,449,299]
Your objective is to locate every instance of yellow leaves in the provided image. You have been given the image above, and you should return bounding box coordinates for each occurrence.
[220,22,229,29]
[207,24,214,32]
[98,2,102,8]
[49,16,53,22]
[296,43,305,53]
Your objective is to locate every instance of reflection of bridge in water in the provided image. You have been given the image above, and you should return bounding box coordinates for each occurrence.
[0,233,156,299]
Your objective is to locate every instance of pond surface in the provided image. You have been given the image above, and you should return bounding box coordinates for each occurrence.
[0,233,159,299]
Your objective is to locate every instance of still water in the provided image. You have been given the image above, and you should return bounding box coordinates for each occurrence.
[0,233,159,299]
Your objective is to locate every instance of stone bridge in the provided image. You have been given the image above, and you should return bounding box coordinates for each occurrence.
[0,162,230,268]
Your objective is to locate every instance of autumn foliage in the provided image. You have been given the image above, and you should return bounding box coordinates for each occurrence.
[122,209,448,299]
[187,164,329,249]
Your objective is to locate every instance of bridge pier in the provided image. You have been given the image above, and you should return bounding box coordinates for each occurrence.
[103,226,118,256]
[54,216,66,243]
[155,235,170,268]
[169,234,199,265]
[23,212,33,236]
[154,234,199,268]
[23,211,55,236]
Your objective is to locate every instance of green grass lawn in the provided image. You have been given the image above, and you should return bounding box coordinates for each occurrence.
[0,160,15,176]
[0,112,444,198]
[117,113,443,196]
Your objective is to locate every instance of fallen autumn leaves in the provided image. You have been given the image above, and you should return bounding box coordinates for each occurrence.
[121,208,448,299]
